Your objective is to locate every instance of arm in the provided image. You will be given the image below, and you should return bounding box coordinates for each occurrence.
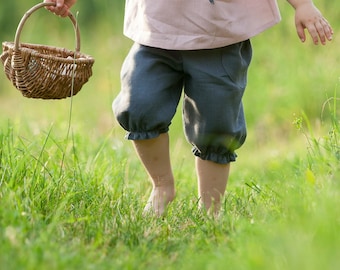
[43,0,77,17]
[287,0,333,45]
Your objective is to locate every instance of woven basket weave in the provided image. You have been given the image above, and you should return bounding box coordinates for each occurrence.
[0,2,94,99]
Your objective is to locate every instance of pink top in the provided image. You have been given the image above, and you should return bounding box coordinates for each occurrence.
[124,0,281,50]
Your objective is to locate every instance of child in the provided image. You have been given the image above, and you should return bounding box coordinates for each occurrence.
[45,0,333,215]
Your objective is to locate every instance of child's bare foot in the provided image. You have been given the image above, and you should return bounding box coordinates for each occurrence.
[143,187,175,216]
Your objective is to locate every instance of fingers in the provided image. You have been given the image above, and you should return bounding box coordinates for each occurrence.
[294,4,333,45]
[55,4,70,17]
[304,18,333,45]
[319,18,333,43]
[56,0,65,8]
[296,23,306,43]
[43,0,70,17]
[296,21,333,45]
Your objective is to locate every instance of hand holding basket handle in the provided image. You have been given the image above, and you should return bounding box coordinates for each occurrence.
[0,1,94,100]
[44,0,77,17]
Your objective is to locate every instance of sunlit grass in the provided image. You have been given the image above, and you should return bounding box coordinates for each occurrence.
[1,113,339,269]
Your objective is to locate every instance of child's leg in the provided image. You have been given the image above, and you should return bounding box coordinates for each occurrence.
[181,42,251,214]
[196,157,230,214]
[133,133,175,215]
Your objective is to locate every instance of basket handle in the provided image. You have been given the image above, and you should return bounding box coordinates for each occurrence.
[14,2,81,52]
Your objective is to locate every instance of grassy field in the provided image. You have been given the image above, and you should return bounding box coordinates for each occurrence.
[1,1,340,269]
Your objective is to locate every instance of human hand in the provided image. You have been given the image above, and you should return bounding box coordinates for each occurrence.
[43,0,77,17]
[294,2,333,45]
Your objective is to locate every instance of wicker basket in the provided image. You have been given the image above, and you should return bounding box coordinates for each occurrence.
[0,2,94,99]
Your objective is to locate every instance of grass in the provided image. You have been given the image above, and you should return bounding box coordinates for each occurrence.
[1,1,340,269]
[1,116,339,269]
